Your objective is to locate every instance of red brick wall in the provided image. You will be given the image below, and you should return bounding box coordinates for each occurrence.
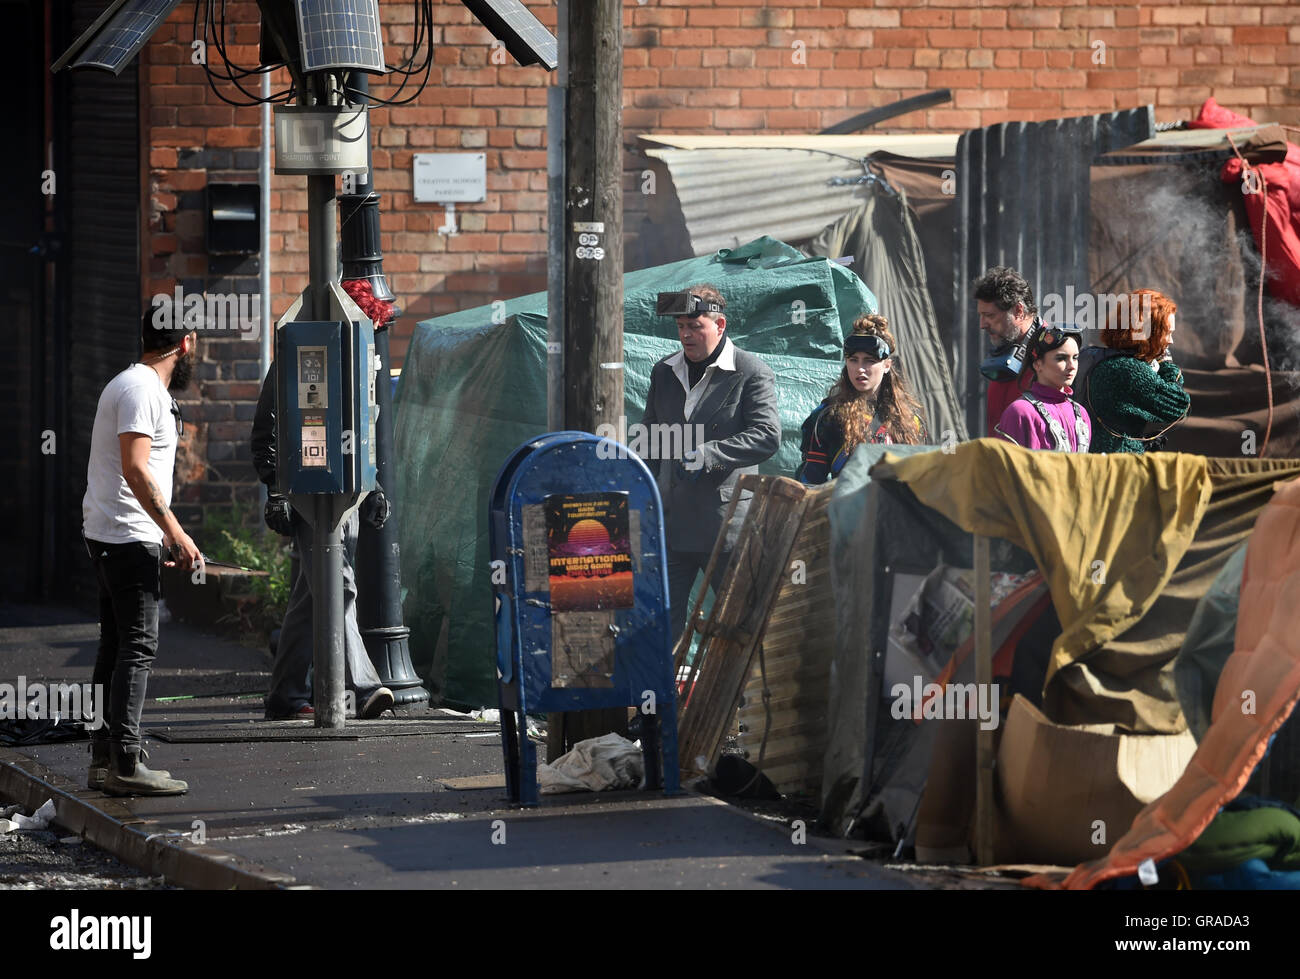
[137,0,1300,509]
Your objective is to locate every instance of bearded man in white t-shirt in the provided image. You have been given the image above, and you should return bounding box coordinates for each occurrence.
[81,310,203,796]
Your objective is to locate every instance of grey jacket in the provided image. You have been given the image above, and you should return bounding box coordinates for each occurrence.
[639,340,781,553]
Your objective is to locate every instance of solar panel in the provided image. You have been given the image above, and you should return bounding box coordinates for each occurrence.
[460,0,558,71]
[52,0,184,74]
[294,0,386,74]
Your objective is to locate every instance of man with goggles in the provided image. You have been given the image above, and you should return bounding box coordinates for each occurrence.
[642,285,781,643]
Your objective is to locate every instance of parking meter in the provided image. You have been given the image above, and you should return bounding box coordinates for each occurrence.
[275,318,378,496]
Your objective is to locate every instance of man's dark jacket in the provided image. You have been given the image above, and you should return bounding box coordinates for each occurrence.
[640,339,781,553]
[251,371,278,490]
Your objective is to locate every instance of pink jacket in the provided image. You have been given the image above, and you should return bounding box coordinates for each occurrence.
[996,382,1092,452]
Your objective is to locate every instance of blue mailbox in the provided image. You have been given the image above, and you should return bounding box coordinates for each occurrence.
[490,432,681,806]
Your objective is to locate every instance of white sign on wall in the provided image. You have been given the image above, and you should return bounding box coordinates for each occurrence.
[413,153,487,203]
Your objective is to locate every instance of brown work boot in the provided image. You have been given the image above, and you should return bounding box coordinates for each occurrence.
[102,745,187,797]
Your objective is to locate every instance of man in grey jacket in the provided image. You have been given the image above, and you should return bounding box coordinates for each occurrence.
[641,283,781,642]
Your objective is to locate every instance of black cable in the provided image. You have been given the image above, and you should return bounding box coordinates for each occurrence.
[358,0,435,105]
[386,0,434,82]
[200,0,269,104]
[191,0,438,109]
[213,0,272,79]
[207,0,279,101]
[347,2,435,109]
[193,0,296,107]
[383,0,428,76]
[208,0,261,77]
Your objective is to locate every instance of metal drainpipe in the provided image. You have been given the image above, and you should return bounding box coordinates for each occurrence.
[259,71,272,433]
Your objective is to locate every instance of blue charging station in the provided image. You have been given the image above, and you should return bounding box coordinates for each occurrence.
[275,317,378,495]
[490,432,681,806]
[271,281,380,729]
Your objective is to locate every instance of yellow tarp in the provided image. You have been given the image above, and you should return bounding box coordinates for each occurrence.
[871,439,1212,731]
[1034,475,1300,889]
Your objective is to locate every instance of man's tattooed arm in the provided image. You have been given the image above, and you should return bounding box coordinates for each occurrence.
[142,474,171,523]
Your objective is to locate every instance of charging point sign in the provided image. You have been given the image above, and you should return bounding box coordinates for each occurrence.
[301,419,328,468]
[275,316,377,495]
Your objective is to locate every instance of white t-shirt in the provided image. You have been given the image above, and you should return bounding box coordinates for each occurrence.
[82,363,177,545]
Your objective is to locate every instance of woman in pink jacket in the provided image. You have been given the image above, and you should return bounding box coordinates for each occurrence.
[995,326,1091,452]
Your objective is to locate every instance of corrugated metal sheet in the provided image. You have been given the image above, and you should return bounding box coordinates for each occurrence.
[735,485,835,797]
[639,134,962,155]
[637,134,962,261]
[953,108,1155,436]
[1125,125,1270,152]
[641,148,869,257]
[64,0,140,602]
[634,126,1246,272]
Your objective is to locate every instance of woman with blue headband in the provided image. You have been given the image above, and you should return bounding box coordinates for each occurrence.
[797,314,927,484]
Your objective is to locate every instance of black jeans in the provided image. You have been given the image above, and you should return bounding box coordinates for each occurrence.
[86,537,162,755]
[666,549,730,649]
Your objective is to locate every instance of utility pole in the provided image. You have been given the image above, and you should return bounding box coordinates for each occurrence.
[549,0,626,759]
[302,71,347,730]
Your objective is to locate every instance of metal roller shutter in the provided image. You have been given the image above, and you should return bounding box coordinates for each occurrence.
[61,0,140,603]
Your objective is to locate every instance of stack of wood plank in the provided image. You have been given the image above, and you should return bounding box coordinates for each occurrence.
[674,475,835,793]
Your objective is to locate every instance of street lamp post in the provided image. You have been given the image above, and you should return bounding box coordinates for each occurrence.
[343,72,430,708]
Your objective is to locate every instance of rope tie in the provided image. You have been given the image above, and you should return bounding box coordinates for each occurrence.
[1226,130,1274,458]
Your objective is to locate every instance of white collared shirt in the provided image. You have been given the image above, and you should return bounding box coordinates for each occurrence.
[664,336,737,420]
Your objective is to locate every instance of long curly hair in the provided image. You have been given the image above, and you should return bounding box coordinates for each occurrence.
[1101,289,1176,362]
[825,314,927,447]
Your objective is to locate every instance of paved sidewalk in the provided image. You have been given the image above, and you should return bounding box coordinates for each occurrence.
[0,604,920,890]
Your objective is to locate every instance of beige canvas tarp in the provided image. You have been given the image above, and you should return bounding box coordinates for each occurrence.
[870,441,1300,732]
[1031,474,1300,889]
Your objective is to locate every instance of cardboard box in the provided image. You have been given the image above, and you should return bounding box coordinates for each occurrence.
[994,694,1198,866]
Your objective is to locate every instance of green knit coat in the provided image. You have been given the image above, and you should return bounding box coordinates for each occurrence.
[1086,356,1190,454]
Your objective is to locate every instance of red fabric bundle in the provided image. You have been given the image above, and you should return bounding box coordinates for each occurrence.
[1192,98,1300,308]
[340,277,396,329]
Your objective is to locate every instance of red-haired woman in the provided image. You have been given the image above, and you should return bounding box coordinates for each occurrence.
[797,314,927,483]
[1085,289,1190,454]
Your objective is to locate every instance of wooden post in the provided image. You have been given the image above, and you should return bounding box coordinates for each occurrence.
[549,0,626,760]
[973,534,995,865]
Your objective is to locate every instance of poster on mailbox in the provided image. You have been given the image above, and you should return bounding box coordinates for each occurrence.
[544,492,634,613]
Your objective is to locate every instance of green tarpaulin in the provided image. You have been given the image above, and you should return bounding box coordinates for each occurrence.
[392,237,878,707]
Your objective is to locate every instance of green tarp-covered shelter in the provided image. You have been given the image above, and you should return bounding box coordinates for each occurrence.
[392,237,879,707]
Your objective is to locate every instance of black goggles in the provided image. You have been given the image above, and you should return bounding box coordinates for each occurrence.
[844,334,891,360]
[656,291,722,318]
[1031,326,1082,356]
